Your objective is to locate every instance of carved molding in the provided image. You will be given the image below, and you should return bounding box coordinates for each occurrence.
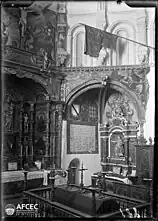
[64,66,150,115]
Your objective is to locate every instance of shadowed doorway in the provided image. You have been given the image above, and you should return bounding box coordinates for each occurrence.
[68,158,80,185]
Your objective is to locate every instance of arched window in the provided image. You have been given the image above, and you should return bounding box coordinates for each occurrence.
[109,22,136,66]
[68,24,94,67]
[76,32,86,67]
[116,30,129,65]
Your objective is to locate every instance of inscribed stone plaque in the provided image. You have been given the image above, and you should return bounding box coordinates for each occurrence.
[69,124,96,153]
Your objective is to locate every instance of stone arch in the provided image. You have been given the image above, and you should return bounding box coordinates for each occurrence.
[68,158,80,185]
[66,79,103,105]
[66,79,145,123]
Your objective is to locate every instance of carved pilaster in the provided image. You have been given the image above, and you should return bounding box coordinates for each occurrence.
[137,16,147,44]
[55,102,64,168]
[56,2,69,67]
[50,103,56,166]
[45,101,51,157]
[19,103,24,147]
[29,103,34,157]
[100,137,109,162]
[123,137,130,165]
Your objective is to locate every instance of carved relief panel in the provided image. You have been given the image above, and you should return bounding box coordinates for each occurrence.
[103,92,138,126]
[2,7,21,48]
[25,6,57,65]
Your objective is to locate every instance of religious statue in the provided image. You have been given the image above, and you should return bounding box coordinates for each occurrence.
[25,26,35,51]
[97,48,109,66]
[2,8,20,47]
[58,2,66,13]
[118,70,133,87]
[23,113,29,133]
[137,45,150,64]
[4,102,14,131]
[56,48,68,67]
[114,136,124,157]
[110,133,124,158]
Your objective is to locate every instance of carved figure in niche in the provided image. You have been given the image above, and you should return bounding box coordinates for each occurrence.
[34,137,46,160]
[56,48,68,67]
[58,2,66,13]
[23,113,29,133]
[2,9,20,47]
[4,103,14,131]
[43,51,49,69]
[36,113,46,132]
[110,133,124,158]
[123,99,134,121]
[97,48,109,66]
[118,70,133,86]
[25,26,36,51]
[137,45,150,64]
[58,32,65,48]
[106,93,134,124]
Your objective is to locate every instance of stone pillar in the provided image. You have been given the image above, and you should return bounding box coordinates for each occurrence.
[29,103,34,159]
[19,103,24,169]
[100,137,105,162]
[44,101,51,163]
[56,2,68,67]
[55,102,64,168]
[124,137,130,173]
[50,103,56,167]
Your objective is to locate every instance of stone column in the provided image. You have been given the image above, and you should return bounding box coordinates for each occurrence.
[124,136,130,173]
[19,103,24,169]
[29,103,34,159]
[50,102,56,167]
[44,101,51,164]
[55,102,64,169]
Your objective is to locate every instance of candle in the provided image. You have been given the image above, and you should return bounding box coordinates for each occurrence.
[26,146,28,157]
[21,145,23,157]
[32,145,33,156]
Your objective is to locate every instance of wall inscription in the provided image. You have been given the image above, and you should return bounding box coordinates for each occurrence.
[68,123,98,154]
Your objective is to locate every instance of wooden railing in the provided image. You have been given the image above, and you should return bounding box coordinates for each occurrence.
[22,184,152,218]
[94,175,152,202]
[23,190,91,218]
[99,202,151,218]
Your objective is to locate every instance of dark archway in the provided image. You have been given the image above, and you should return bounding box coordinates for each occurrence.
[68,158,80,185]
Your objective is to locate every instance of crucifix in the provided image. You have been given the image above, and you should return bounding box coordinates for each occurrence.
[78,162,88,188]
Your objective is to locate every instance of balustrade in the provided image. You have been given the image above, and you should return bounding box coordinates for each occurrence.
[22,184,152,218]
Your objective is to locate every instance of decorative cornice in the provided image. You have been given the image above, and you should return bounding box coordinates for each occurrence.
[59,64,150,73]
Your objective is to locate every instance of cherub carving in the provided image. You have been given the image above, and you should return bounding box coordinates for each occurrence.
[118,70,133,86]
[137,45,150,64]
